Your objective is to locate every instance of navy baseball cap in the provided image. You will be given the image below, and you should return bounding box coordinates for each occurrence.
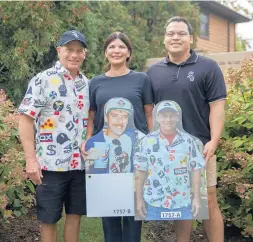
[59,30,87,48]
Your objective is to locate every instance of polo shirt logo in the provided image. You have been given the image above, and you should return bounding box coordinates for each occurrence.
[187,71,195,82]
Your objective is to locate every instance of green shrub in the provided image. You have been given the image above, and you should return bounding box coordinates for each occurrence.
[217,58,253,236]
[0,100,35,224]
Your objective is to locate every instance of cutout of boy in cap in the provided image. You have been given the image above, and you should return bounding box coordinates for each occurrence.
[85,97,144,174]
[134,100,207,221]
[18,30,89,242]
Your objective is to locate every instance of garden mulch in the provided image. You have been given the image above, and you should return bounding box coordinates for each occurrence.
[0,208,252,242]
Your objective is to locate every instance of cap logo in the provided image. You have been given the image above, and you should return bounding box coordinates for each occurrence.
[71,31,79,38]
[164,103,171,107]
[117,99,125,107]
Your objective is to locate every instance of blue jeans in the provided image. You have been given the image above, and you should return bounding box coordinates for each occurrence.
[146,203,192,220]
[102,216,142,242]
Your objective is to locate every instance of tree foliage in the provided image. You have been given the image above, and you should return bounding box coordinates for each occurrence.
[0,1,200,105]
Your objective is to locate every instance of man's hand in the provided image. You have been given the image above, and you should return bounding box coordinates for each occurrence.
[203,140,218,163]
[192,196,200,217]
[81,140,88,160]
[136,197,147,219]
[26,158,42,185]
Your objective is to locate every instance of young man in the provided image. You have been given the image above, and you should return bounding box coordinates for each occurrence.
[147,17,226,242]
[85,97,142,174]
[18,30,89,242]
[135,101,206,221]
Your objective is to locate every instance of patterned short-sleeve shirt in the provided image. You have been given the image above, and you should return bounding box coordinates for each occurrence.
[135,130,205,209]
[19,61,89,171]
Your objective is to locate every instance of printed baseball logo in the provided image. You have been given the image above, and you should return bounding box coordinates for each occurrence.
[34,99,45,108]
[41,118,55,129]
[71,31,79,38]
[56,133,70,145]
[40,133,53,142]
[35,77,42,86]
[23,97,32,105]
[49,91,57,99]
[74,80,86,91]
[47,145,56,155]
[174,167,188,175]
[58,84,67,96]
[53,101,64,111]
[64,144,72,154]
[117,99,125,107]
[83,118,88,127]
[26,86,32,95]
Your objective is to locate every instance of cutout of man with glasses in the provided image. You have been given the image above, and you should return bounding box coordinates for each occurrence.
[85,97,143,174]
[134,100,207,220]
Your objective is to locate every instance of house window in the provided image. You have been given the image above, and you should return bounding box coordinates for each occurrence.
[200,11,209,38]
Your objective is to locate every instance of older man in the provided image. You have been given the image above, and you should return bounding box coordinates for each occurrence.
[18,30,89,242]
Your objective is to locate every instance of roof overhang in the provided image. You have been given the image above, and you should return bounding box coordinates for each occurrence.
[197,1,251,23]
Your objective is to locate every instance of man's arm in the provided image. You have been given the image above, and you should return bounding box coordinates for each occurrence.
[203,100,226,162]
[18,114,42,184]
[144,104,153,132]
[86,109,96,140]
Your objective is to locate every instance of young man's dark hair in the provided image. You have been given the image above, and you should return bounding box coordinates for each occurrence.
[165,16,193,35]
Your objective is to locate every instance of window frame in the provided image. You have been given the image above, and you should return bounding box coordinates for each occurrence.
[200,10,210,39]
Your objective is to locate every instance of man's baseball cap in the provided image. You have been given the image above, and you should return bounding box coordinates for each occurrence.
[105,97,133,115]
[59,30,87,48]
[156,101,178,114]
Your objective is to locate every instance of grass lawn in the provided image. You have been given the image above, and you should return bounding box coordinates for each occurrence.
[58,216,151,242]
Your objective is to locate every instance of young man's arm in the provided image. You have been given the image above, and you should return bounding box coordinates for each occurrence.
[18,115,42,185]
[203,100,226,162]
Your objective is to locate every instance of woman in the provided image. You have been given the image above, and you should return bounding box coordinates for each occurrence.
[85,32,153,242]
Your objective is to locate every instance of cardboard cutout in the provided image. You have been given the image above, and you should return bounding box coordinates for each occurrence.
[134,100,208,221]
[85,97,144,217]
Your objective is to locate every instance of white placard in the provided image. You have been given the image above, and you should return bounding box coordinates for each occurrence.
[86,173,135,217]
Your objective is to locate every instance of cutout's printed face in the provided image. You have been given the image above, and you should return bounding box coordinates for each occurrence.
[105,109,129,138]
[156,110,178,135]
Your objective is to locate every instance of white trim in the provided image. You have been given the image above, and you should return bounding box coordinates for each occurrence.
[209,98,226,104]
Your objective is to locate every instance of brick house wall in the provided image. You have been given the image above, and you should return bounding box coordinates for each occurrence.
[196,13,236,53]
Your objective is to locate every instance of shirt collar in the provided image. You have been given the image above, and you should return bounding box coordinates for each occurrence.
[158,129,183,139]
[54,61,81,79]
[163,49,198,66]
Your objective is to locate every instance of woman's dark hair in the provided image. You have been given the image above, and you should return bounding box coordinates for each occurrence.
[103,32,132,72]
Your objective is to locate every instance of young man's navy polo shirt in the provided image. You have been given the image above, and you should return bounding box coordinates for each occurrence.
[147,50,227,145]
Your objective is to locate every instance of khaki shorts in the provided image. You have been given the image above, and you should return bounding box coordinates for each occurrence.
[206,155,217,187]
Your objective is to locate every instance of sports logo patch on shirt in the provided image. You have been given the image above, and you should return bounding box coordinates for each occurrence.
[53,101,64,111]
[74,80,86,91]
[174,167,187,175]
[40,133,53,142]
